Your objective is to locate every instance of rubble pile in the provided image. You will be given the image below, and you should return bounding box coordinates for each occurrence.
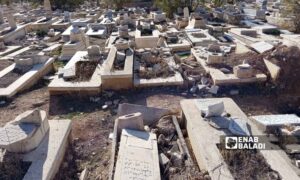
[136,49,175,79]
[176,54,206,83]
[153,116,207,179]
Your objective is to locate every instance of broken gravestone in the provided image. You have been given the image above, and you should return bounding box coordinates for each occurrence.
[0,110,49,153]
[117,112,144,137]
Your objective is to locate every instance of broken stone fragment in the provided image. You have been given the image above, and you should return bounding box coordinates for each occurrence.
[208,85,219,94]
[170,152,183,167]
[233,63,254,79]
[158,134,166,146]
[116,51,126,62]
[228,117,250,136]
[117,112,144,137]
[159,153,170,166]
[202,101,224,118]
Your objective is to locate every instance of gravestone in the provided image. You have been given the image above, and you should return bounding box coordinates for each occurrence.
[64,11,70,22]
[183,7,189,19]
[7,14,17,29]
[114,129,160,180]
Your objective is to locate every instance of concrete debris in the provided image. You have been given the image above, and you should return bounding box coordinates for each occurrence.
[202,101,225,118]
[79,168,88,180]
[159,153,170,166]
[116,112,144,137]
[228,117,250,136]
[118,103,171,125]
[208,85,219,94]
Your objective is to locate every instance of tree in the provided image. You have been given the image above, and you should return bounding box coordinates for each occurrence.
[104,0,132,10]
[154,0,182,18]
[282,0,300,33]
[211,0,225,7]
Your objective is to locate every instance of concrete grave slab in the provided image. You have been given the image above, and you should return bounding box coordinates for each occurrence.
[250,41,274,54]
[0,46,22,57]
[48,51,102,95]
[181,98,300,180]
[23,119,72,180]
[114,129,160,180]
[101,47,134,90]
[0,110,49,153]
[0,57,55,98]
[250,114,300,132]
[0,46,32,61]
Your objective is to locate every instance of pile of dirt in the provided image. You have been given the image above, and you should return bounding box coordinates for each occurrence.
[73,61,98,82]
[267,45,300,93]
[219,146,281,180]
[0,69,25,88]
[0,60,13,71]
[0,151,31,180]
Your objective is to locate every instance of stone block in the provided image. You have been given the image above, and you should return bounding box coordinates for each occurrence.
[87,45,101,57]
[233,64,253,78]
[207,53,223,64]
[0,110,49,153]
[241,29,257,38]
[159,153,169,166]
[117,112,144,137]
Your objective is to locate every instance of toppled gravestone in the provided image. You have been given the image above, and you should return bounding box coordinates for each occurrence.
[117,103,171,125]
[0,110,49,153]
[116,112,144,137]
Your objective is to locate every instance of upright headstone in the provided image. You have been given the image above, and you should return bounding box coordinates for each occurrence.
[44,0,52,11]
[7,14,17,29]
[44,0,52,19]
[64,11,70,22]
[107,10,113,20]
[262,0,268,10]
[183,7,189,19]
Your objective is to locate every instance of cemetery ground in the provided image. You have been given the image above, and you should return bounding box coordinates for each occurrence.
[1,76,299,179]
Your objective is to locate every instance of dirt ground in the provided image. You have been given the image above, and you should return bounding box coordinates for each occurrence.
[0,60,13,71]
[0,77,295,179]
